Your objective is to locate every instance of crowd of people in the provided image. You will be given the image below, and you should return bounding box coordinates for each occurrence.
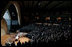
[26,23,71,42]
[4,23,71,46]
[4,18,71,46]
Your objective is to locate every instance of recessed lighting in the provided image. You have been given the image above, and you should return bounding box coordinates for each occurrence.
[69,17,71,20]
[45,17,50,20]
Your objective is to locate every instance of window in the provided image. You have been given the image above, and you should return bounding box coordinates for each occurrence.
[3,9,11,31]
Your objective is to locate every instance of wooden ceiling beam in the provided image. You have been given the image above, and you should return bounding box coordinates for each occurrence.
[49,1,64,10]
[43,1,52,8]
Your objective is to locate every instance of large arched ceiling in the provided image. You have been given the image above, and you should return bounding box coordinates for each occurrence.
[1,1,72,26]
[1,1,72,16]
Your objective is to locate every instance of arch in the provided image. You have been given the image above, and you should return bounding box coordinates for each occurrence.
[7,1,21,25]
[1,1,21,33]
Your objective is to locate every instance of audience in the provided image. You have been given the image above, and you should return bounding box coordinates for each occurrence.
[21,42,25,47]
[5,18,71,47]
[17,40,21,46]
[11,41,15,46]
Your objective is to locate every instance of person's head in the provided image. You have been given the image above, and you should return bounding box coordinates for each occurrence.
[16,30,20,33]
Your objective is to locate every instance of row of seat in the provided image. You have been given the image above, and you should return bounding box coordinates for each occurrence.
[5,39,71,47]
[24,23,71,43]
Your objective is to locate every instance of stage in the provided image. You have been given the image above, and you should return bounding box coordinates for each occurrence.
[1,33,30,46]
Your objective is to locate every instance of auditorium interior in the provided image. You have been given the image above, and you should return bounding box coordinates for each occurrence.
[1,1,71,46]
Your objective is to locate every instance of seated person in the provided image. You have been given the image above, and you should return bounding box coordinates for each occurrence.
[15,30,28,40]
